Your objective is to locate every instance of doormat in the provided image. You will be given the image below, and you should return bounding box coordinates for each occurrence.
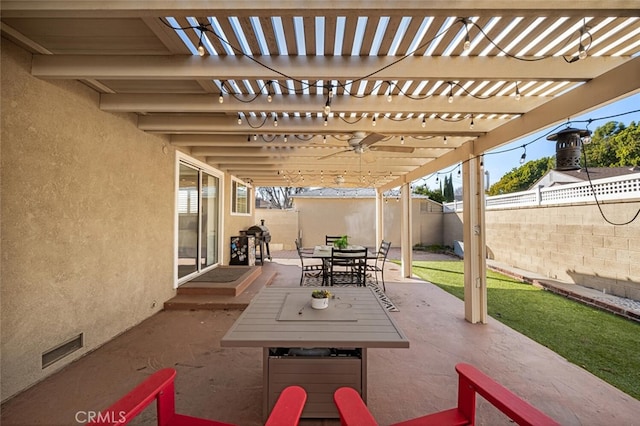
[189,266,255,283]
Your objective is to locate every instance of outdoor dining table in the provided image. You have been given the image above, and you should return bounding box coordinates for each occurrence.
[311,245,370,286]
[220,286,409,419]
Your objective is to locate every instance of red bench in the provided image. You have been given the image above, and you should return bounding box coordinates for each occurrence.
[334,363,560,426]
[88,368,306,426]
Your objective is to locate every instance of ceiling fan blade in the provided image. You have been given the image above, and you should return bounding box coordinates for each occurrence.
[318,149,351,160]
[369,145,415,153]
[359,133,385,148]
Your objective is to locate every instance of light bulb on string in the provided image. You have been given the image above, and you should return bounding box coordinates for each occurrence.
[218,94,224,104]
[324,116,328,127]
[323,101,331,115]
[463,33,471,51]
[443,135,448,144]
[520,146,527,164]
[323,135,327,144]
[372,116,377,127]
[448,84,454,103]
[266,81,273,103]
[253,134,258,141]
[578,43,587,60]
[197,34,205,57]
[422,116,426,128]
[469,115,475,129]
[515,83,521,101]
[246,135,251,142]
[283,134,288,143]
[400,136,405,145]
[273,115,278,127]
[237,113,242,125]
[387,82,393,102]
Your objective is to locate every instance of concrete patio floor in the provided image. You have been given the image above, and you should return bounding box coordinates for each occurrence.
[2,251,639,426]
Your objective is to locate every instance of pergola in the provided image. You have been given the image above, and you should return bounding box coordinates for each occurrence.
[2,1,638,323]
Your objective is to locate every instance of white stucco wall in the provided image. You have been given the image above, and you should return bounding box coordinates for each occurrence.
[292,196,443,248]
[1,40,176,400]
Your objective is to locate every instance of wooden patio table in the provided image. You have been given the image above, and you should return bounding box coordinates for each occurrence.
[221,286,409,420]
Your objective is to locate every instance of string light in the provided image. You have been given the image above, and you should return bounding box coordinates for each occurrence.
[400,136,405,145]
[372,116,377,127]
[443,135,448,144]
[253,134,258,141]
[387,82,393,102]
[266,81,273,103]
[218,93,224,103]
[283,134,288,142]
[324,116,328,126]
[196,31,205,56]
[237,113,242,125]
[247,135,251,142]
[520,146,527,164]
[323,135,327,143]
[469,115,475,129]
[463,19,471,51]
[448,83,454,103]
[273,115,278,127]
[422,116,426,128]
[515,83,521,101]
[578,27,588,60]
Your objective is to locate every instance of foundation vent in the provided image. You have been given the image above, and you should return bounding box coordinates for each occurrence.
[42,333,83,369]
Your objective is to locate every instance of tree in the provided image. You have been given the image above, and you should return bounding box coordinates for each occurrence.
[256,187,305,209]
[413,184,446,203]
[582,121,640,167]
[443,173,455,202]
[487,156,555,196]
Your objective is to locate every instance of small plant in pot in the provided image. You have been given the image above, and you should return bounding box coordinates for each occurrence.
[333,235,349,249]
[311,289,332,309]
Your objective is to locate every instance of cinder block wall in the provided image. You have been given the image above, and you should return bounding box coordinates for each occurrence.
[444,202,640,299]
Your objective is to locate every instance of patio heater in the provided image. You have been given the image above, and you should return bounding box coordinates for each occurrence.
[546,127,591,171]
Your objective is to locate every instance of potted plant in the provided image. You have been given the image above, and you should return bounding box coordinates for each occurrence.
[311,289,332,309]
[333,235,349,249]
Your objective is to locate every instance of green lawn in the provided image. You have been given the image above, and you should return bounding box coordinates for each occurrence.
[411,260,640,400]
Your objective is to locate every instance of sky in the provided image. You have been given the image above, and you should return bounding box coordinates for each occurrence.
[416,91,640,190]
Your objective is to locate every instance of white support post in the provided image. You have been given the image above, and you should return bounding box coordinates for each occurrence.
[400,182,413,278]
[462,155,488,324]
[375,189,383,247]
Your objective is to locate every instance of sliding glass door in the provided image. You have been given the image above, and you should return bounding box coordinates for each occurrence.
[177,161,220,281]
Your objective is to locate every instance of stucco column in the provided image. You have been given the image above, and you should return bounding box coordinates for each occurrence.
[375,188,384,246]
[400,182,413,278]
[462,155,488,324]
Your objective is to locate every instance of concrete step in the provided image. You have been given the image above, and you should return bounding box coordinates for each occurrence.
[164,268,277,311]
[176,266,262,297]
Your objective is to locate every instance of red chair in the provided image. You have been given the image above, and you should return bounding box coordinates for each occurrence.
[88,368,306,426]
[333,363,560,426]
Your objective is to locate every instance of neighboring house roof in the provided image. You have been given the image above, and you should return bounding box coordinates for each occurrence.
[292,187,435,202]
[532,166,640,188]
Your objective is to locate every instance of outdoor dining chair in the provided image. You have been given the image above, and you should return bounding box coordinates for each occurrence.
[325,235,342,245]
[329,247,368,286]
[295,239,325,286]
[366,241,391,291]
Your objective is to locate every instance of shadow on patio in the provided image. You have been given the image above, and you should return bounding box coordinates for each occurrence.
[2,251,638,426]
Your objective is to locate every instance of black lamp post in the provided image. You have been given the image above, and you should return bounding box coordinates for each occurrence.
[546,127,591,171]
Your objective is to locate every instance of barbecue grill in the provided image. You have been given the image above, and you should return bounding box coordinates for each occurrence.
[244,220,271,264]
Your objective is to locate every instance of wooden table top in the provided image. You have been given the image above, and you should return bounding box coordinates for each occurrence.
[221,287,409,348]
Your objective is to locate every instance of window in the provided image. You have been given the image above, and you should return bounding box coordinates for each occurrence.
[232,180,251,214]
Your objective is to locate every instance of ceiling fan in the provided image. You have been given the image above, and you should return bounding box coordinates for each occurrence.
[318,131,415,162]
